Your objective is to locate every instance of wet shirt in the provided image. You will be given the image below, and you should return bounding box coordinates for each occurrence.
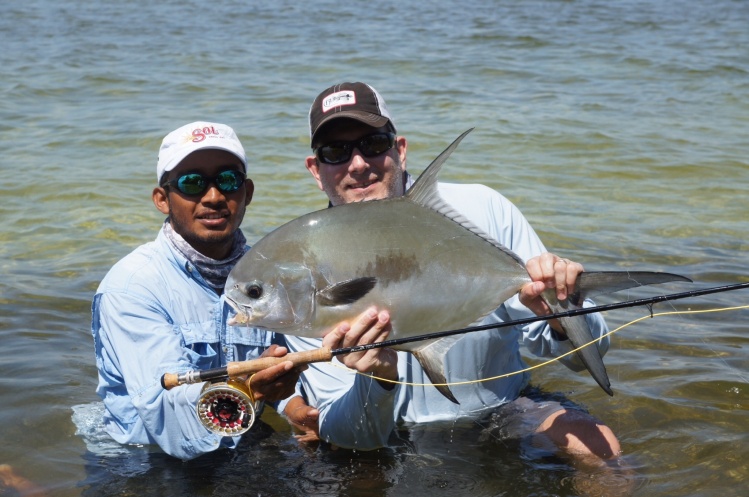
[91,227,274,460]
[282,182,610,449]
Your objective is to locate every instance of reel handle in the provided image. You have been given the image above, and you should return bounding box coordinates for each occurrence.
[161,347,333,390]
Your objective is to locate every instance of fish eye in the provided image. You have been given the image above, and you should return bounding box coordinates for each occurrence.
[244,283,263,300]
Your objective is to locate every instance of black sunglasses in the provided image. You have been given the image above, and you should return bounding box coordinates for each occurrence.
[314,132,396,165]
[162,170,246,196]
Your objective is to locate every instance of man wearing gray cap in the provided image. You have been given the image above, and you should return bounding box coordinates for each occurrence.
[91,122,307,459]
[282,83,622,463]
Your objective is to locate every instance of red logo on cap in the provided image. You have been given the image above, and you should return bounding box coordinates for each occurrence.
[191,126,220,143]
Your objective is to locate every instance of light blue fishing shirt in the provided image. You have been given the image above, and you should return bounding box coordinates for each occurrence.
[91,227,274,460]
[281,181,610,450]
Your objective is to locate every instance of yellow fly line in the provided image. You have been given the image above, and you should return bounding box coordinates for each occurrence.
[329,304,749,388]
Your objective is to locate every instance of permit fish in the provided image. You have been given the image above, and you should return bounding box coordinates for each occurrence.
[225,129,690,402]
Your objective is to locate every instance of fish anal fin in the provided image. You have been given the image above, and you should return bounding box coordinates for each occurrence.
[411,336,462,404]
[317,277,377,306]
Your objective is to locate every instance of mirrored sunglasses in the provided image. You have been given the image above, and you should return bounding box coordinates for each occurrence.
[162,169,246,196]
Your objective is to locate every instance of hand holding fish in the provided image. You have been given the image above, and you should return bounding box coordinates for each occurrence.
[322,307,398,389]
[246,344,307,402]
[519,252,585,336]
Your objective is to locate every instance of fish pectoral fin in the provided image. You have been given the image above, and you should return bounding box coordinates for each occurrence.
[569,271,693,306]
[411,336,462,404]
[316,277,378,307]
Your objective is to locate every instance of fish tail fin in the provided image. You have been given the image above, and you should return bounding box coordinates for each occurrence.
[570,271,692,305]
[546,270,691,396]
[411,336,462,404]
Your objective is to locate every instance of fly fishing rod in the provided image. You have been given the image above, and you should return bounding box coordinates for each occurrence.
[161,280,749,390]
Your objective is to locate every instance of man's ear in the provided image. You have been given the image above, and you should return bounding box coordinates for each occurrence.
[396,136,408,172]
[153,186,170,215]
[244,178,255,206]
[304,155,325,191]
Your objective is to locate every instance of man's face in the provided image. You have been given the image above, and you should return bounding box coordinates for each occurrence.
[305,119,407,206]
[153,149,253,260]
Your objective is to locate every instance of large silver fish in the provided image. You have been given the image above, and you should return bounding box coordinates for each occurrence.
[225,129,690,402]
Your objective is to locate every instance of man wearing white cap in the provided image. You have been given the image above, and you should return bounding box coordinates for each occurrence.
[281,83,622,464]
[91,122,306,459]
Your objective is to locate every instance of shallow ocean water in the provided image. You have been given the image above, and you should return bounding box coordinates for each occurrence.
[0,0,747,495]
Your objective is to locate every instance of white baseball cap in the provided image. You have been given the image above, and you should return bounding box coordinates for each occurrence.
[156,121,248,183]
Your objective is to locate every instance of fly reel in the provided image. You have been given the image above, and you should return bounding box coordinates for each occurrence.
[197,378,259,436]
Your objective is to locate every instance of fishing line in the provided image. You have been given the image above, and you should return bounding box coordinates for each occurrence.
[162,282,749,389]
[332,303,749,388]
[338,281,749,356]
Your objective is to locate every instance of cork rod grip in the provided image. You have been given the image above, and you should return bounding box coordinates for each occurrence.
[160,347,334,390]
[161,372,181,390]
[225,347,333,377]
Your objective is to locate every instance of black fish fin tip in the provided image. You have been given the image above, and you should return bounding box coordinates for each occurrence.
[317,277,377,306]
[435,384,460,404]
[554,314,613,397]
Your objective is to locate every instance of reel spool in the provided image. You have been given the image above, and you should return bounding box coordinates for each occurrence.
[197,378,258,436]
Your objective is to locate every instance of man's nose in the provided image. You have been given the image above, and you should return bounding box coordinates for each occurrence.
[347,148,368,172]
[202,183,226,203]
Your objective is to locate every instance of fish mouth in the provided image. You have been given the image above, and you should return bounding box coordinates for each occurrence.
[225,295,252,325]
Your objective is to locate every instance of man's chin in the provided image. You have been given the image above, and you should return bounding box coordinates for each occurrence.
[346,186,387,203]
[184,231,236,254]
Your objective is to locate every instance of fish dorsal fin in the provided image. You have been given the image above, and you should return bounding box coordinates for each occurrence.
[406,128,526,268]
[406,128,474,207]
[317,277,377,307]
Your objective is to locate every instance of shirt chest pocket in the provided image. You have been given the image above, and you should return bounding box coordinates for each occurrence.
[178,320,221,369]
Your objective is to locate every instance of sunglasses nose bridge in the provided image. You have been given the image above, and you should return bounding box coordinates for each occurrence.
[199,180,225,200]
[347,147,369,169]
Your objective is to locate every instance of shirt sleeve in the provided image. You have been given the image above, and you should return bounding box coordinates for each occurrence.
[93,291,238,459]
[501,294,610,370]
[480,187,610,368]
[440,183,610,369]
[284,336,396,449]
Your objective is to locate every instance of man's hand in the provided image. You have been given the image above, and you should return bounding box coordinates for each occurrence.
[322,307,398,389]
[247,344,307,402]
[283,395,321,443]
[519,252,584,335]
